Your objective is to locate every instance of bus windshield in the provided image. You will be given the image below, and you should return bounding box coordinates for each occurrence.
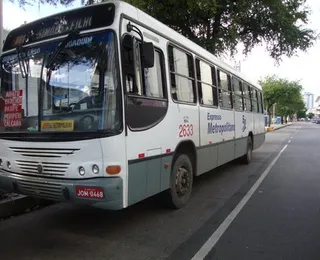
[0,30,120,134]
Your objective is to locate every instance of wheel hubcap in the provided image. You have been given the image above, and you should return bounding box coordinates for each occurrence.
[175,167,190,197]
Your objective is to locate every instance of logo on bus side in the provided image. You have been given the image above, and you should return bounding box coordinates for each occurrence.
[242,115,247,132]
[207,113,235,135]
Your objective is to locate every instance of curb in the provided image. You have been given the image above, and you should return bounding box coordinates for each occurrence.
[265,123,293,133]
[0,194,54,219]
[273,123,293,131]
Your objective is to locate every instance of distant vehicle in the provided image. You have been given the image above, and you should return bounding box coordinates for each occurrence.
[0,0,265,210]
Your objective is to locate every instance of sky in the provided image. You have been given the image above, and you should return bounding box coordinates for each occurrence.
[3,0,320,106]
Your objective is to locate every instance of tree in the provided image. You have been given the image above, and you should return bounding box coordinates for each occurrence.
[260,75,304,126]
[276,98,305,123]
[259,75,284,127]
[10,0,316,61]
[297,108,307,119]
[307,112,315,119]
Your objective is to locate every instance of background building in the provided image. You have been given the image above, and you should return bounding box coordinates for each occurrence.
[304,92,314,110]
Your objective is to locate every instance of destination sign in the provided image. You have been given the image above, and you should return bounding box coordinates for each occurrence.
[3,3,115,51]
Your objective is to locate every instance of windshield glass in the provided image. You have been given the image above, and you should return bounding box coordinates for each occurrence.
[0,31,120,134]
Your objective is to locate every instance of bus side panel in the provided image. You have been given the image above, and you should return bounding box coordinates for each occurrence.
[234,110,250,158]
[253,113,265,150]
[216,109,235,167]
[198,108,235,169]
[197,106,218,175]
[127,153,173,206]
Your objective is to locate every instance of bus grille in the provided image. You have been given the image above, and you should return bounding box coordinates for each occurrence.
[16,179,62,201]
[15,160,70,177]
[9,147,80,158]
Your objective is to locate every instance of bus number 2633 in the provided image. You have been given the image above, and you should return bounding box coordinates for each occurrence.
[179,124,194,137]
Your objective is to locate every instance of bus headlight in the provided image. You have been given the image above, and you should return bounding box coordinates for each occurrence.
[7,161,11,169]
[0,159,3,167]
[78,166,85,176]
[92,165,99,174]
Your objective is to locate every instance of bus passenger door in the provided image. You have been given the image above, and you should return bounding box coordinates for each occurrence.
[121,20,169,206]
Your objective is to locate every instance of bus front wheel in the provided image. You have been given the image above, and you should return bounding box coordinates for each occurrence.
[164,154,193,209]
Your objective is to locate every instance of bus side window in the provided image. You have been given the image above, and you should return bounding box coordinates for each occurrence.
[252,87,258,113]
[196,59,218,107]
[122,35,166,99]
[243,83,252,112]
[122,34,141,95]
[259,91,264,113]
[232,77,244,111]
[217,70,232,109]
[168,45,196,103]
[143,50,165,99]
[122,34,168,130]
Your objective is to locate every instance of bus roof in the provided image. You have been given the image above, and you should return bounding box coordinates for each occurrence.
[3,0,261,90]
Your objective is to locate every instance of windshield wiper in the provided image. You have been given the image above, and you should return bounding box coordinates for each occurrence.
[46,30,80,70]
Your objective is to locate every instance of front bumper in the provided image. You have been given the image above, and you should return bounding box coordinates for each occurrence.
[0,169,123,210]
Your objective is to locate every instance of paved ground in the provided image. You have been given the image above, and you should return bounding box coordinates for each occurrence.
[201,122,320,260]
[0,123,310,260]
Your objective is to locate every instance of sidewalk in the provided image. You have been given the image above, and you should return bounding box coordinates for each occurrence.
[265,122,293,132]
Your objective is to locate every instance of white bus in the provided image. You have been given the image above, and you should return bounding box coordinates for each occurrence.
[0,0,265,210]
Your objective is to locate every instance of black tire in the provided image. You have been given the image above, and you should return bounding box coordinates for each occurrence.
[163,154,193,209]
[240,136,253,165]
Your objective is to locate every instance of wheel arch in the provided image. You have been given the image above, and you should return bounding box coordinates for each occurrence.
[172,140,197,176]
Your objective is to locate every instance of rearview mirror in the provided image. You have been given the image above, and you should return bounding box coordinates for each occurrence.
[141,42,154,68]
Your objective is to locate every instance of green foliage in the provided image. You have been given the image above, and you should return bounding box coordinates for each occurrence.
[125,0,317,61]
[307,112,315,119]
[297,109,307,119]
[260,75,305,125]
[10,0,316,61]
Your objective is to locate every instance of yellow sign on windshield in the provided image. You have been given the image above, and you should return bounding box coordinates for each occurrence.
[41,120,74,131]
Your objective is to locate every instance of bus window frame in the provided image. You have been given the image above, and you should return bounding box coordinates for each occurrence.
[217,68,233,111]
[120,32,169,132]
[195,56,219,108]
[167,43,198,106]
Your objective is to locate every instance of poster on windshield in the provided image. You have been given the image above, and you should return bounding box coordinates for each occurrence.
[3,90,23,127]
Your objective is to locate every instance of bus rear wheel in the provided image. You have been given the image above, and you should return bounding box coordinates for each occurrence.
[164,154,193,209]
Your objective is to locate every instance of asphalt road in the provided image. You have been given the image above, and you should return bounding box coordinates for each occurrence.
[202,122,320,260]
[0,123,311,260]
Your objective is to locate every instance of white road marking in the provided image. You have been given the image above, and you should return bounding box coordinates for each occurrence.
[288,140,291,143]
[191,144,288,260]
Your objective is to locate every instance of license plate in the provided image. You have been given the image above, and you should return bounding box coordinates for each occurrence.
[75,186,104,199]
